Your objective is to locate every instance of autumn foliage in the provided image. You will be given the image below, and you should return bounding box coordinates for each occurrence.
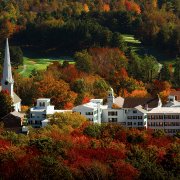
[0,120,179,179]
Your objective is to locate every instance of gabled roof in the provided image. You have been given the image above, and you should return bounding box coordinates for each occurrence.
[2,111,24,119]
[14,92,21,103]
[123,97,159,109]
[134,105,147,114]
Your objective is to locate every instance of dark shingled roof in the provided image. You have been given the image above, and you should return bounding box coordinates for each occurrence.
[123,97,159,108]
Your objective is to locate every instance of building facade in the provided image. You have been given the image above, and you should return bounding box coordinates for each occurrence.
[147,107,180,135]
[29,98,71,127]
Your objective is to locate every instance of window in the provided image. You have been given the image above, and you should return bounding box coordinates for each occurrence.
[112,118,117,122]
[108,111,118,116]
[31,114,35,118]
[133,116,137,119]
[127,122,132,126]
[151,122,155,126]
[138,116,142,119]
[86,112,93,115]
[127,116,132,119]
[42,114,46,118]
[133,110,137,113]
[138,122,143,126]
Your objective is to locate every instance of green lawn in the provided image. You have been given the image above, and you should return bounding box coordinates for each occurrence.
[122,34,176,64]
[17,57,74,77]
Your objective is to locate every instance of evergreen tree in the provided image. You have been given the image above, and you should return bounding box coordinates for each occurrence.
[75,50,93,73]
[159,63,171,81]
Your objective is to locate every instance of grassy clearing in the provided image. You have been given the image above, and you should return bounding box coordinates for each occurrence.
[17,57,74,77]
[122,34,176,64]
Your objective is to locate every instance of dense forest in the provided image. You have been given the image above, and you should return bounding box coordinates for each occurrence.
[0,113,179,179]
[0,1,179,179]
[0,0,179,55]
[0,0,179,109]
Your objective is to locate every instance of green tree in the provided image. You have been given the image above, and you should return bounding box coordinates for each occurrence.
[111,32,127,52]
[75,50,93,73]
[159,63,171,81]
[0,90,13,118]
[49,112,87,131]
[10,46,23,67]
[141,55,159,82]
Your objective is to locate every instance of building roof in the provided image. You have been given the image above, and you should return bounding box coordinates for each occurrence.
[13,92,21,103]
[148,107,180,114]
[114,97,124,108]
[37,98,51,101]
[0,86,21,103]
[135,105,148,114]
[1,111,24,119]
[169,91,180,101]
[73,102,107,111]
[123,97,159,109]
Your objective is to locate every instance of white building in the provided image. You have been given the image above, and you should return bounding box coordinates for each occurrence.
[147,107,180,135]
[30,89,180,134]
[0,39,21,112]
[73,99,107,124]
[73,88,148,129]
[29,98,71,127]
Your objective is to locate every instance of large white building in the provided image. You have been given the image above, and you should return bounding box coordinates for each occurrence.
[0,39,21,112]
[147,107,180,134]
[29,87,180,134]
[73,88,180,134]
[29,98,71,127]
[73,88,149,129]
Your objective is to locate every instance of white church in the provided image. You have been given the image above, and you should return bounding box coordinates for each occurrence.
[0,39,21,112]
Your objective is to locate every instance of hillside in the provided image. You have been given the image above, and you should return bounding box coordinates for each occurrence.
[0,115,179,179]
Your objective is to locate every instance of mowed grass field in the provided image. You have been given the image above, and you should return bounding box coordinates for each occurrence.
[122,34,176,64]
[17,57,74,77]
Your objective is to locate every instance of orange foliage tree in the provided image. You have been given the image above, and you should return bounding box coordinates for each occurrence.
[125,0,141,14]
[37,72,77,109]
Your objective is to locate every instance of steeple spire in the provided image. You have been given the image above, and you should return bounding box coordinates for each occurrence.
[1,38,14,97]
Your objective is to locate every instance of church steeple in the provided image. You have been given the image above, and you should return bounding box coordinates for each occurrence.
[1,38,14,98]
